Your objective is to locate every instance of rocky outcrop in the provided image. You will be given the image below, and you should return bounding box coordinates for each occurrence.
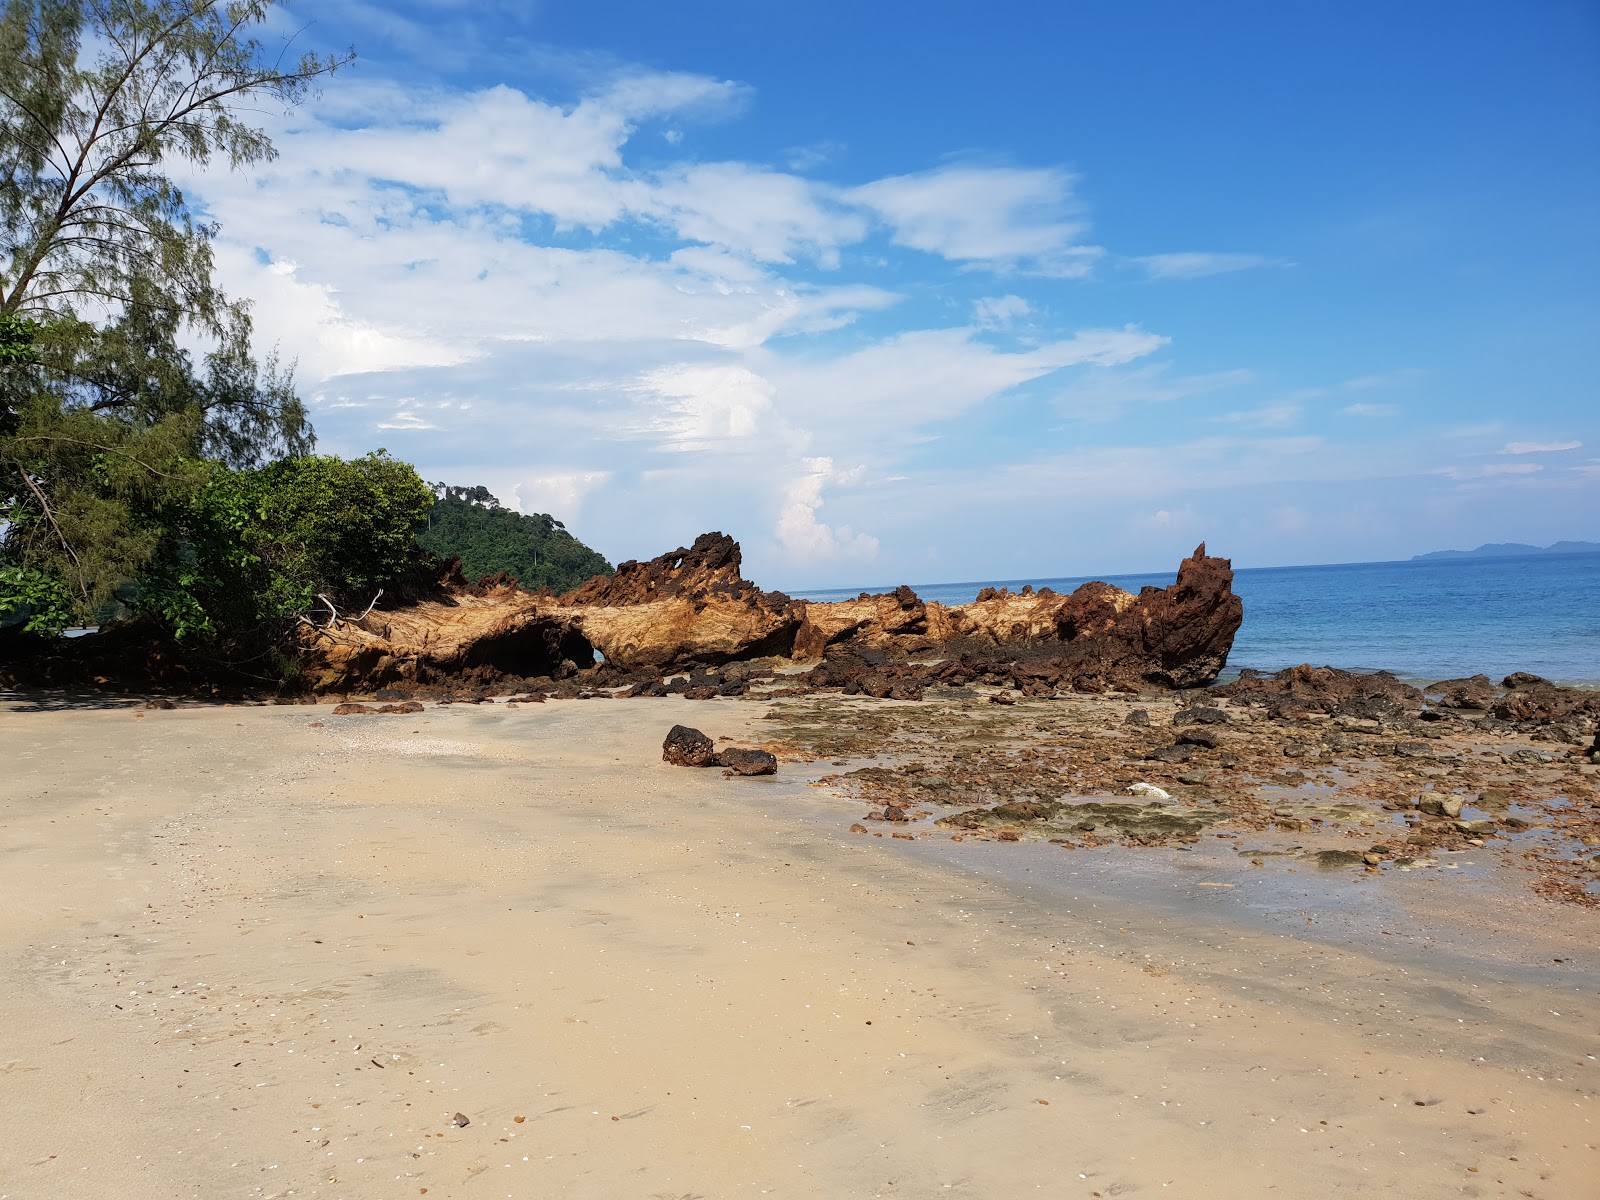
[1215,664,1424,719]
[555,533,805,670]
[287,535,1245,695]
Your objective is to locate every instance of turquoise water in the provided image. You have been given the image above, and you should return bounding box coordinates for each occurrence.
[797,552,1600,687]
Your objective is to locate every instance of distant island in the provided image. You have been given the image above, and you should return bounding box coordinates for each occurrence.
[1412,540,1600,561]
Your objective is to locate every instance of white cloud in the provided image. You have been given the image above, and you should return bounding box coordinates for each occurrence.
[1052,364,1252,422]
[1132,253,1289,280]
[972,294,1032,328]
[1503,440,1581,455]
[1341,403,1399,418]
[1435,462,1545,480]
[650,162,866,265]
[1212,401,1302,430]
[631,363,775,447]
[847,164,1101,275]
[776,458,879,561]
[513,471,614,520]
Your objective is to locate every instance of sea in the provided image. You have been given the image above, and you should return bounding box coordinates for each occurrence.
[797,551,1600,688]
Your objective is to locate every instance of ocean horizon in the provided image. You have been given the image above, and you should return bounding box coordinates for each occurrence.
[796,549,1600,688]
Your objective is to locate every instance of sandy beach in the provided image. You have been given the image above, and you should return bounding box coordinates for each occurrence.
[1,694,1596,1199]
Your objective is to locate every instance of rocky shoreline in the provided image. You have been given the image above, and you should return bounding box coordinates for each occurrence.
[5,533,1597,907]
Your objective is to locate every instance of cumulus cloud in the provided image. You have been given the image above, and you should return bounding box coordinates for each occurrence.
[776,458,879,561]
[514,471,614,520]
[631,363,775,447]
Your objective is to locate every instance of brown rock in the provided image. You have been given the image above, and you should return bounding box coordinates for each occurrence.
[714,748,778,776]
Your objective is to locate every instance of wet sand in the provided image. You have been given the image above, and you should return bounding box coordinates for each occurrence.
[1,696,1596,1199]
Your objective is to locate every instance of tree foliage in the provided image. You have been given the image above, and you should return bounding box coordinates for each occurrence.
[418,484,614,594]
[137,451,434,640]
[0,1,350,630]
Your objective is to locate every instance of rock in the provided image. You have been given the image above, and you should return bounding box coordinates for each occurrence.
[1393,741,1434,758]
[1216,664,1422,719]
[1362,853,1384,866]
[1175,727,1222,749]
[849,823,868,834]
[681,686,719,701]
[1492,684,1600,726]
[1428,674,1494,710]
[143,697,176,710]
[988,692,1017,705]
[452,1112,470,1128]
[1454,819,1496,834]
[1149,744,1197,764]
[333,702,376,715]
[274,536,1244,696]
[1502,672,1549,689]
[1124,708,1151,726]
[714,748,778,776]
[1506,748,1551,765]
[1315,850,1365,869]
[1173,706,1228,726]
[1176,769,1210,785]
[662,724,716,767]
[1123,782,1171,800]
[1418,795,1464,818]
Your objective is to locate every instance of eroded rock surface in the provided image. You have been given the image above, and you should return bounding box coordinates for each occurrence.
[284,534,1246,696]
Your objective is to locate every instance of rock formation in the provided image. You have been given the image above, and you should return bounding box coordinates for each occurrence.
[284,534,1248,694]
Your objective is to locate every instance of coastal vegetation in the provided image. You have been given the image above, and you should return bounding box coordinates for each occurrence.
[418,484,613,594]
[0,3,609,658]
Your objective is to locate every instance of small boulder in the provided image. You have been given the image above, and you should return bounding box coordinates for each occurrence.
[1124,709,1151,727]
[1502,672,1549,689]
[1175,727,1222,749]
[1418,795,1464,818]
[1173,706,1227,726]
[714,747,779,776]
[662,724,716,767]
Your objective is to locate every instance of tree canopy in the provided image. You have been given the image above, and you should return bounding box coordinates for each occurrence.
[418,484,614,594]
[0,1,351,633]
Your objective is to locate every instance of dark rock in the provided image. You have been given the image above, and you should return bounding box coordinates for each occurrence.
[681,686,719,701]
[1176,769,1210,785]
[662,724,716,767]
[374,687,411,701]
[1124,708,1151,726]
[1393,741,1434,758]
[1175,727,1222,749]
[714,748,778,776]
[1502,672,1549,689]
[1216,664,1422,719]
[626,680,668,698]
[1173,706,1227,726]
[143,697,176,710]
[378,700,424,714]
[1149,744,1197,764]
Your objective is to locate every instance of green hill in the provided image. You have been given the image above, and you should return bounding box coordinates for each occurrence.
[416,485,613,593]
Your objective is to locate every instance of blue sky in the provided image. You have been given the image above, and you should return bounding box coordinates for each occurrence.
[192,0,1598,587]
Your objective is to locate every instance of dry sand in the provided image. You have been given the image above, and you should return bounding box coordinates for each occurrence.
[0,695,1595,1199]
